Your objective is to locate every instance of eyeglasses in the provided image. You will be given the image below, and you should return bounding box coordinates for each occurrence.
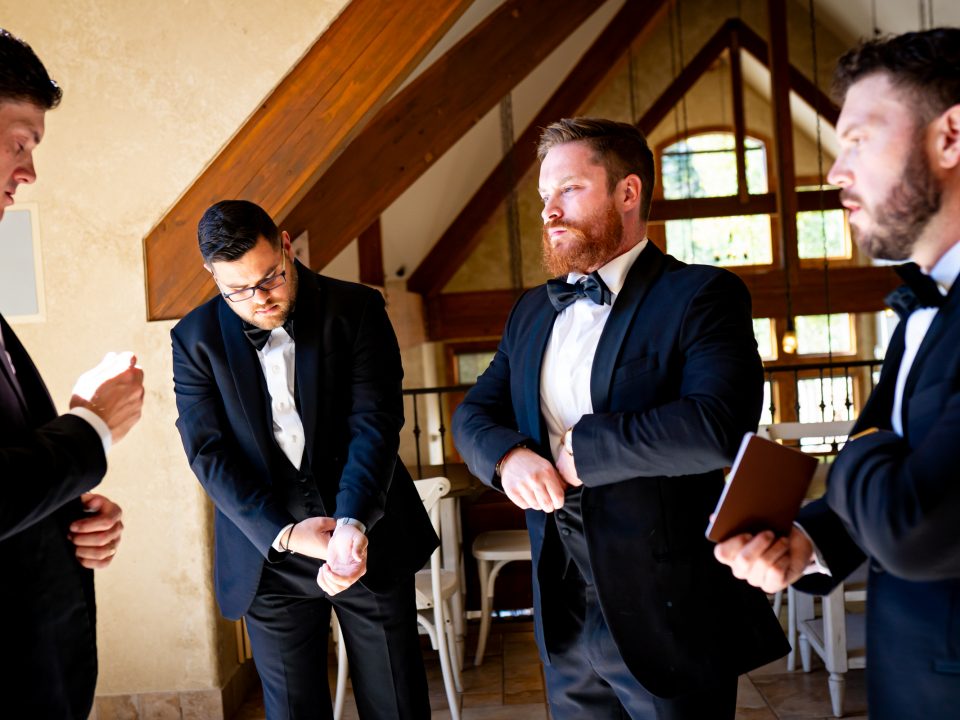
[217,253,287,303]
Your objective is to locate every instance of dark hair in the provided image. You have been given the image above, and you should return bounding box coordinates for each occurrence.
[0,29,62,109]
[198,200,279,263]
[537,117,655,221]
[833,28,960,125]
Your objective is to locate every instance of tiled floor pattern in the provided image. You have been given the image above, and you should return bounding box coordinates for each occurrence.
[233,619,868,719]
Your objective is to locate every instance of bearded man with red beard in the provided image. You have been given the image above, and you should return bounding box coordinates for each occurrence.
[453,117,788,720]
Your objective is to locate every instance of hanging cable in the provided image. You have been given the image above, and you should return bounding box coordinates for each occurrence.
[499,94,523,293]
[628,43,638,124]
[871,0,881,36]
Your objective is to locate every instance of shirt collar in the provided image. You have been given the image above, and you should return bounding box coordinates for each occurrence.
[568,238,649,301]
[927,239,960,295]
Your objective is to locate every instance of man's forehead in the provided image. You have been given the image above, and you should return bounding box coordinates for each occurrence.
[838,73,912,132]
[539,142,604,185]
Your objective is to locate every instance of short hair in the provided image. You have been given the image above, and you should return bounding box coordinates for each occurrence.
[833,28,960,126]
[197,200,279,263]
[0,29,62,109]
[537,117,655,221]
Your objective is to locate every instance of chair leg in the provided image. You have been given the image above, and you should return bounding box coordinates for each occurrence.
[828,671,846,717]
[444,598,463,693]
[786,586,796,671]
[435,606,462,720]
[332,617,348,720]
[474,558,493,666]
[799,632,813,673]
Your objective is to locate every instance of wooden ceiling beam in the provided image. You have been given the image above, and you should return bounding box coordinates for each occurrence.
[142,0,472,321]
[407,0,672,297]
[424,265,901,341]
[283,0,605,274]
[649,188,842,222]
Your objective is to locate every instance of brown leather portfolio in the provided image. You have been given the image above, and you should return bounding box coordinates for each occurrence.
[706,432,819,542]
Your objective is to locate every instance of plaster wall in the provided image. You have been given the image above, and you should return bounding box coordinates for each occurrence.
[0,0,349,696]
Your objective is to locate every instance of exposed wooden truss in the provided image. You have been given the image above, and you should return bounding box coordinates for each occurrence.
[142,0,472,320]
[281,0,606,274]
[407,0,673,296]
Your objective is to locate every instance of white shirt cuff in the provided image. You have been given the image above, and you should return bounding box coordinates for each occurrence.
[793,521,832,576]
[68,407,112,456]
[272,523,295,552]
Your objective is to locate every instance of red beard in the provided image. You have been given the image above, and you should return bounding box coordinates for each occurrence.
[541,201,623,276]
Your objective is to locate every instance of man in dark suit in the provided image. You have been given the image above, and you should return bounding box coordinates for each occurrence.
[0,29,145,719]
[452,118,787,719]
[172,200,438,719]
[714,29,960,720]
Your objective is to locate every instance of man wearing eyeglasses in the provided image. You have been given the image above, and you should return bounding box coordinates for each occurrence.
[171,200,437,719]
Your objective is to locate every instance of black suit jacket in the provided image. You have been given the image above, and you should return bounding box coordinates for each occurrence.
[172,261,437,620]
[453,244,788,698]
[1,314,105,719]
[795,270,960,718]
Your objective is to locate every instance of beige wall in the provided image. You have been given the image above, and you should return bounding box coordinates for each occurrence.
[0,0,349,697]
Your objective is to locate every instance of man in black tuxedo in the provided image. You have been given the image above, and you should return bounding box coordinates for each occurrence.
[452,118,787,719]
[0,29,145,719]
[714,29,960,720]
[172,200,438,719]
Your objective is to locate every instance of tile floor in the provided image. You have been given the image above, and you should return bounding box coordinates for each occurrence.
[233,619,868,719]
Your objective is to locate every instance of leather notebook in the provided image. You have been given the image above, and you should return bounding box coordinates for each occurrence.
[705,432,819,542]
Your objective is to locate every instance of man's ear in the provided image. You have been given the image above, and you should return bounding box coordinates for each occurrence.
[934,104,960,170]
[619,174,643,212]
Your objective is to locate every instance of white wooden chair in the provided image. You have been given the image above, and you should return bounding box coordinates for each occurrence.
[471,529,532,666]
[415,476,463,720]
[331,615,348,720]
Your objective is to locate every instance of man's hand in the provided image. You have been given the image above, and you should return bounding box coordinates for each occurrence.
[713,526,815,594]
[285,517,337,560]
[70,351,145,444]
[317,524,368,596]
[555,449,582,488]
[68,493,123,569]
[499,447,567,512]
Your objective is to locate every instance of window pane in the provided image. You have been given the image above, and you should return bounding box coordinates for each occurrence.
[662,133,767,199]
[796,313,853,355]
[797,209,850,259]
[752,318,776,361]
[666,215,773,266]
[456,351,496,384]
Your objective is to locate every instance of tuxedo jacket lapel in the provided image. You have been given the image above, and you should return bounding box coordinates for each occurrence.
[590,244,667,413]
[520,300,558,446]
[0,314,55,425]
[292,262,322,470]
[218,300,274,475]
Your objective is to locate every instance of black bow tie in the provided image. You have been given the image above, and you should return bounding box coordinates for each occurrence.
[241,316,295,351]
[885,262,946,320]
[546,272,612,312]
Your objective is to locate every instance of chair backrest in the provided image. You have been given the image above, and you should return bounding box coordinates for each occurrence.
[758,420,854,443]
[413,477,451,609]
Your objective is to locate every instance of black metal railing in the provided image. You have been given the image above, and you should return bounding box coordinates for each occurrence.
[401,359,885,476]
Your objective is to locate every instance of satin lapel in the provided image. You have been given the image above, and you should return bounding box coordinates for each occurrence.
[0,314,55,423]
[219,299,274,473]
[522,297,558,446]
[854,322,904,432]
[590,244,667,413]
[292,262,322,469]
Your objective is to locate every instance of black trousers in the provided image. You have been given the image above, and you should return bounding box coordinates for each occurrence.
[543,563,737,720]
[245,554,430,720]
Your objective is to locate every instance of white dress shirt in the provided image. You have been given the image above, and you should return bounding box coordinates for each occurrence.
[257,326,305,469]
[0,324,111,454]
[890,239,960,436]
[540,239,648,461]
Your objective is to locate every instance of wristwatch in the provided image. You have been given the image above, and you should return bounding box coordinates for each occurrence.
[336,517,367,534]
